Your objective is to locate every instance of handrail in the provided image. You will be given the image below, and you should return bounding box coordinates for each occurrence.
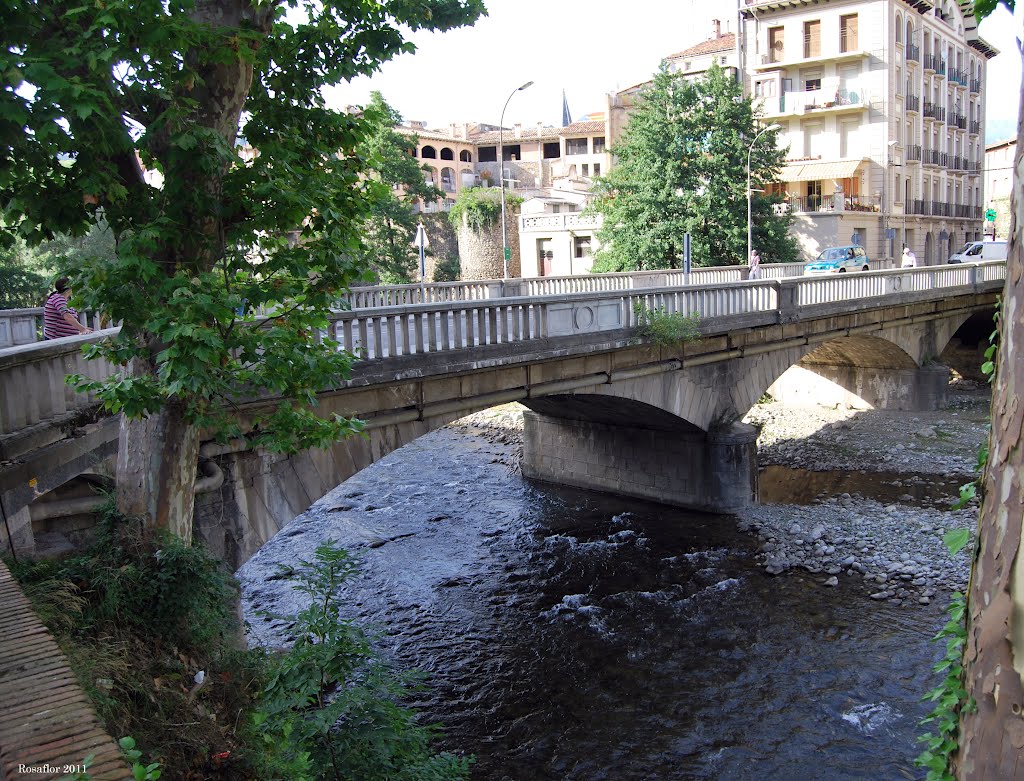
[0,261,1005,437]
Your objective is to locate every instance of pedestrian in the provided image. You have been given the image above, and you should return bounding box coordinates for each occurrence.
[43,278,92,339]
[901,246,917,269]
[748,249,762,280]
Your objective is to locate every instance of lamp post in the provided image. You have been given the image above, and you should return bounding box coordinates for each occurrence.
[499,80,533,279]
[747,123,782,266]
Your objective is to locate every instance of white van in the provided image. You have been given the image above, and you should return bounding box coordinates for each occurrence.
[948,240,1008,264]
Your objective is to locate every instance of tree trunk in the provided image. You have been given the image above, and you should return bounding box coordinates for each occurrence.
[116,396,200,543]
[955,43,1024,779]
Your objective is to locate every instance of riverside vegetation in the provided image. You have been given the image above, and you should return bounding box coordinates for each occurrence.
[8,501,470,781]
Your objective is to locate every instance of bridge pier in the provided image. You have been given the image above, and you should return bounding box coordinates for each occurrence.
[520,411,757,513]
[767,363,950,410]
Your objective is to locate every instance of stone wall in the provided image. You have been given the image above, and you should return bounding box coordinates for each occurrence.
[456,210,521,279]
[419,213,459,282]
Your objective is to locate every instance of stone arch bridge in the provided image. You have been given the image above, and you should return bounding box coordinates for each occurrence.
[0,263,1002,568]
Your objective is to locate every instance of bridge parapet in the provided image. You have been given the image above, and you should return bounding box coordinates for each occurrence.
[0,330,120,439]
[0,262,1003,444]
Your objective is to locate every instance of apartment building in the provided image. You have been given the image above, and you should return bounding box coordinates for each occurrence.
[984,136,1015,238]
[740,0,996,264]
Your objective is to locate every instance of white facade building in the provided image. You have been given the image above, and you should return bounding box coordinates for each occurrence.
[740,0,996,264]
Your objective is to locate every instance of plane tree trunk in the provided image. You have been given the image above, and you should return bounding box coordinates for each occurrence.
[955,42,1024,779]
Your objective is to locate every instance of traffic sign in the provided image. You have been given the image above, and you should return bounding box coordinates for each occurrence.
[985,208,997,222]
[504,246,512,262]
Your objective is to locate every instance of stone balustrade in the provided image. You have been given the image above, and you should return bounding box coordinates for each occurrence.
[0,329,121,436]
[0,262,1003,437]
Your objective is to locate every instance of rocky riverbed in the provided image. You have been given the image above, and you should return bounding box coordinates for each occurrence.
[450,381,990,608]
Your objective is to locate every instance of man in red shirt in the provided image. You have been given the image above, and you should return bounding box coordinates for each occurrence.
[43,278,93,339]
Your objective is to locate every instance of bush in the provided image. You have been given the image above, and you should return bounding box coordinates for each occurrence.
[633,302,701,346]
[249,543,472,781]
[448,187,521,232]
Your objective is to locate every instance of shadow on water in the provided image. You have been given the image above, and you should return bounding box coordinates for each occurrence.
[759,465,969,510]
[239,427,947,781]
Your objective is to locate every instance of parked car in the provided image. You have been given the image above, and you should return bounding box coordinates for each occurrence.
[947,240,1008,264]
[803,245,870,274]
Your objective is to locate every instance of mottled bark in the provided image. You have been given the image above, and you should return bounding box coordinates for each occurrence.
[116,398,200,542]
[956,41,1024,780]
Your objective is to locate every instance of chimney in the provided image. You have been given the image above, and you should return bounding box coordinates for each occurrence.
[449,123,457,138]
[711,18,721,39]
[514,123,522,138]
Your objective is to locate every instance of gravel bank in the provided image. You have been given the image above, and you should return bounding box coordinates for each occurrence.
[448,382,989,606]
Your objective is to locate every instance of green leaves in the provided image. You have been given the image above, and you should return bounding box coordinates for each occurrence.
[943,527,971,557]
[590,63,796,271]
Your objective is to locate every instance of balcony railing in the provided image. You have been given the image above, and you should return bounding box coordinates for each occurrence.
[906,93,920,112]
[923,102,946,122]
[930,201,952,217]
[969,78,981,94]
[969,120,981,135]
[780,194,879,213]
[923,148,941,166]
[949,68,968,87]
[950,113,967,130]
[907,43,921,63]
[840,30,858,53]
[953,204,980,219]
[907,144,923,162]
[923,55,947,75]
[909,199,928,215]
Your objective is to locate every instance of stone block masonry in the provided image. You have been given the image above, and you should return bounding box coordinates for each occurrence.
[520,411,758,513]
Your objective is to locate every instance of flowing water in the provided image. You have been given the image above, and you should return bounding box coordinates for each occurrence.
[238,422,945,781]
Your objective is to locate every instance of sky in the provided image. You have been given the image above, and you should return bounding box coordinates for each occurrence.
[326,0,1022,145]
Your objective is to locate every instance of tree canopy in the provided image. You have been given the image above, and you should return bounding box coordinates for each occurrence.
[0,0,484,530]
[356,91,443,284]
[589,63,797,271]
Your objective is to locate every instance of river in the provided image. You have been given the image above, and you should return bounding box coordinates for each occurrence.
[237,414,948,781]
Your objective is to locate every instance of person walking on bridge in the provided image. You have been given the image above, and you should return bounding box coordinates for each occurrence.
[748,250,762,280]
[43,278,92,339]
[901,246,917,269]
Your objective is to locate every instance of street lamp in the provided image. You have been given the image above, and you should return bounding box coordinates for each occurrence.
[747,123,782,266]
[499,80,534,279]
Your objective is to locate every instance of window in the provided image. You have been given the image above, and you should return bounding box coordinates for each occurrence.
[896,13,903,43]
[566,138,588,155]
[551,204,561,214]
[803,121,823,157]
[479,146,497,162]
[459,150,472,162]
[839,118,859,157]
[594,163,601,176]
[502,144,521,161]
[807,179,822,210]
[768,26,785,63]
[421,145,437,159]
[754,79,778,97]
[804,20,821,58]
[440,147,455,161]
[581,163,589,176]
[543,141,560,159]
[720,56,728,64]
[574,235,592,259]
[804,76,822,91]
[593,136,606,154]
[840,15,858,52]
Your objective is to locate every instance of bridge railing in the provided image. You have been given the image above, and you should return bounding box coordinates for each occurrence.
[0,260,906,346]
[0,261,1002,435]
[0,330,121,436]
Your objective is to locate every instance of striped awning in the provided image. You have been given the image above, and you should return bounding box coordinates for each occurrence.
[778,159,865,182]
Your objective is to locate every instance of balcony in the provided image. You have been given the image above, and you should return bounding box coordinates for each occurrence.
[906,144,923,162]
[954,204,981,219]
[930,201,952,217]
[922,102,946,123]
[906,93,920,112]
[761,81,868,118]
[923,147,941,166]
[777,194,879,213]
[969,120,981,136]
[949,68,968,88]
[909,199,928,215]
[969,78,981,94]
[907,43,921,64]
[520,213,601,232]
[923,55,946,77]
[950,112,967,130]
[753,47,868,71]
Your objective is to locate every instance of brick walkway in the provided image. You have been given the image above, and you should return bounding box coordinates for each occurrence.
[0,559,129,780]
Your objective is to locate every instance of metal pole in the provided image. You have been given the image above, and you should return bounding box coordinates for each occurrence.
[498,81,533,279]
[746,124,779,265]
